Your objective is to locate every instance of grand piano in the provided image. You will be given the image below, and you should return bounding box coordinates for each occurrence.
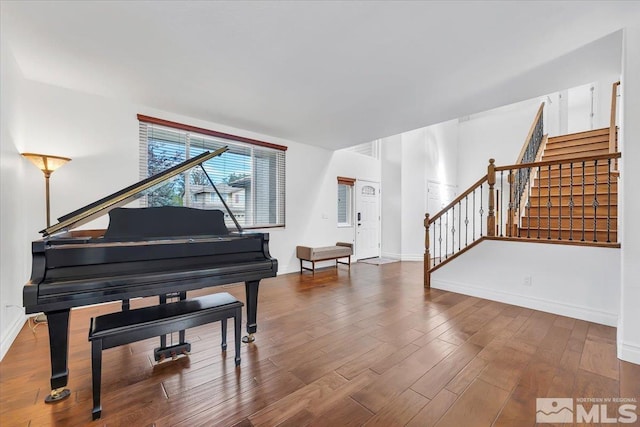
[23,147,278,403]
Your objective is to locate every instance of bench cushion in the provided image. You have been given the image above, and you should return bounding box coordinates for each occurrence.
[296,242,352,261]
[89,292,241,340]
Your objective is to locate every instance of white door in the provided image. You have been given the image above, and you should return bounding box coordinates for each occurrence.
[355,181,380,260]
[427,180,456,215]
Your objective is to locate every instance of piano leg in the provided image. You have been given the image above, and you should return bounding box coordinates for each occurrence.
[242,280,260,343]
[44,309,71,403]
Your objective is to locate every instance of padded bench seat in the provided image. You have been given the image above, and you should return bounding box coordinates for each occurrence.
[88,292,243,420]
[296,242,353,274]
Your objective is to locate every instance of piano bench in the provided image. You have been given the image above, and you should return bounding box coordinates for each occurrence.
[88,292,243,420]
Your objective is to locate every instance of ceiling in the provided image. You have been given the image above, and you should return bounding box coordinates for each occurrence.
[2,1,639,150]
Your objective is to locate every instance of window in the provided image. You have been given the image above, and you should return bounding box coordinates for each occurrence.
[337,177,355,227]
[138,115,286,229]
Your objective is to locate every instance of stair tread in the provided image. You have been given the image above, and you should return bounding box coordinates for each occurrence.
[545,135,609,149]
[547,128,609,143]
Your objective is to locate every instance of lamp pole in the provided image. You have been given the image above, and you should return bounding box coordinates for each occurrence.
[44,170,52,227]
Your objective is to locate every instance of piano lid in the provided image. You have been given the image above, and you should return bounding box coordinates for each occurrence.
[41,147,228,237]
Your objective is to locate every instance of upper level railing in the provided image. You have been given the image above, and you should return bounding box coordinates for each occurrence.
[513,103,545,222]
[609,81,620,171]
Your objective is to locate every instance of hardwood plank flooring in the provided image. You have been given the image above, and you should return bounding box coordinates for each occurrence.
[1,261,638,426]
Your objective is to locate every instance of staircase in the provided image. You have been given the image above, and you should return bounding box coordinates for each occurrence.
[425,82,621,288]
[519,128,618,242]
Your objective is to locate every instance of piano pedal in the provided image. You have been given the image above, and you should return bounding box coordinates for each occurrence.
[242,333,255,343]
[154,343,191,362]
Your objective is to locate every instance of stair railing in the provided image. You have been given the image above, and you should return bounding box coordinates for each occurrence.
[424,175,489,287]
[424,153,621,288]
[494,152,621,243]
[509,103,546,236]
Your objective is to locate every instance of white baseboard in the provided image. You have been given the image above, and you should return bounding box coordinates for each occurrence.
[618,341,640,365]
[1,314,26,362]
[431,278,618,327]
[381,252,401,260]
[401,254,423,262]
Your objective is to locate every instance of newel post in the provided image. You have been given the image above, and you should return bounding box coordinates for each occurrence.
[487,159,496,237]
[424,213,431,288]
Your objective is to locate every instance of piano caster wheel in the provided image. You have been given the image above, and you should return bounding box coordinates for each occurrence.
[44,387,71,403]
[242,334,255,343]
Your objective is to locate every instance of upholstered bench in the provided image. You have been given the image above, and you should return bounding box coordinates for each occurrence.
[88,292,243,420]
[296,242,353,274]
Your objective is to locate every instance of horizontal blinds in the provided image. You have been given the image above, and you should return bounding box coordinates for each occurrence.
[138,119,286,229]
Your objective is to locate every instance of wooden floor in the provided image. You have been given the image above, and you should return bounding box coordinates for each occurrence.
[1,261,638,426]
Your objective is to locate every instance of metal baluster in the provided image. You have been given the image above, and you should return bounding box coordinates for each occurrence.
[451,206,456,256]
[593,160,598,242]
[537,166,541,239]
[558,164,562,240]
[458,201,461,251]
[569,162,574,241]
[445,210,449,259]
[547,164,551,239]
[438,216,442,262]
[480,184,484,236]
[465,195,469,246]
[607,158,612,243]
[526,166,531,238]
[500,171,504,237]
[581,161,586,242]
[473,189,476,240]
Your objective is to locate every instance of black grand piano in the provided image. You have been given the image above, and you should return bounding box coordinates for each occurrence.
[23,147,278,403]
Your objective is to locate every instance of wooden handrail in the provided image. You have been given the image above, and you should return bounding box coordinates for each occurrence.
[515,103,545,164]
[609,81,620,154]
[494,152,621,173]
[428,175,488,224]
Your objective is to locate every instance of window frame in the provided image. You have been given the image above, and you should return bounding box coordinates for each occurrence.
[337,176,355,228]
[138,115,287,229]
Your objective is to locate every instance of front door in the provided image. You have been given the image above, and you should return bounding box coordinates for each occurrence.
[355,180,380,260]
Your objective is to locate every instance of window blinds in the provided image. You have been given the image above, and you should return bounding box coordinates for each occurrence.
[138,117,286,229]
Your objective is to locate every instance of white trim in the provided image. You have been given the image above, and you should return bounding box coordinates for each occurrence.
[618,341,640,365]
[401,254,424,261]
[381,252,402,260]
[1,314,26,361]
[431,277,618,327]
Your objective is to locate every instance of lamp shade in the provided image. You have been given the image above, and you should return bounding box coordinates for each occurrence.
[22,153,71,175]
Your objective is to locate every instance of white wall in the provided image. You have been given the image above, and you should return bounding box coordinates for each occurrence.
[618,26,640,364]
[381,134,402,259]
[432,241,621,326]
[380,120,458,261]
[0,63,380,360]
[457,97,542,190]
[0,37,36,360]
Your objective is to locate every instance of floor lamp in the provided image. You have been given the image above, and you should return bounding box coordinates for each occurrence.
[21,153,71,227]
[22,152,71,327]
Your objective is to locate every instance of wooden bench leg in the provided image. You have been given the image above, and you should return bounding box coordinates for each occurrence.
[221,318,227,351]
[235,307,242,367]
[91,339,102,420]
